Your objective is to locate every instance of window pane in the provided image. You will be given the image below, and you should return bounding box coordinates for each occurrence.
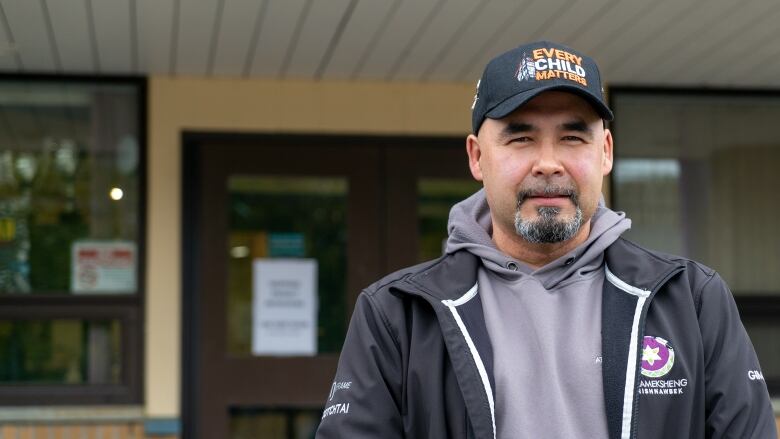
[0,82,141,294]
[613,159,683,255]
[612,92,780,394]
[612,93,780,295]
[0,319,121,384]
[227,176,347,356]
[418,179,482,262]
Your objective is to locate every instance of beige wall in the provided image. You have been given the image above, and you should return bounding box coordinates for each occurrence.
[145,78,778,431]
[145,77,475,417]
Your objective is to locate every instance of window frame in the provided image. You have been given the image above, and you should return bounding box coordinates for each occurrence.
[608,86,780,395]
[0,74,146,405]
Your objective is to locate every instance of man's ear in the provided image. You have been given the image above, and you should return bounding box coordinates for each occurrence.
[466,134,484,181]
[602,128,614,175]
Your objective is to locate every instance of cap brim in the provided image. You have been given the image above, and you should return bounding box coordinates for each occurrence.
[485,84,614,122]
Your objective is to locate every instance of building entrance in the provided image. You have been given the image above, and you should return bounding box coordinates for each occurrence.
[182,133,478,438]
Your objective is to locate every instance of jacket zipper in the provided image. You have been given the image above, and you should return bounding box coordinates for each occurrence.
[629,266,685,439]
[394,279,495,439]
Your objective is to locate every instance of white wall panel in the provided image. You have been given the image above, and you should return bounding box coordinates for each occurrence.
[91,0,133,73]
[528,0,611,44]
[210,0,263,77]
[175,0,220,75]
[427,0,530,82]
[46,0,93,73]
[391,0,484,81]
[0,4,21,71]
[562,0,644,55]
[2,0,56,71]
[608,0,734,82]
[653,1,776,83]
[457,0,596,82]
[694,2,780,85]
[355,0,441,79]
[137,0,175,75]
[0,0,779,86]
[282,0,352,78]
[321,0,398,79]
[595,0,693,81]
[248,0,307,77]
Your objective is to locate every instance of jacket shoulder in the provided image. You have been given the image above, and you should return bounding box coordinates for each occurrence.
[618,237,716,278]
[612,237,720,312]
[363,256,444,296]
[362,250,480,302]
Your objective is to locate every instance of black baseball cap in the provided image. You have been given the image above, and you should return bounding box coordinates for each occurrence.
[471,41,613,134]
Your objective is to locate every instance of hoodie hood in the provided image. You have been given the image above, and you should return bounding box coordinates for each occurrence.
[445,188,631,289]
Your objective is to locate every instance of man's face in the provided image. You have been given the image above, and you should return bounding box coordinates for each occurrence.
[466,91,613,244]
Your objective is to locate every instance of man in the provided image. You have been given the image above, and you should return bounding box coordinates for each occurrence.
[316,41,776,438]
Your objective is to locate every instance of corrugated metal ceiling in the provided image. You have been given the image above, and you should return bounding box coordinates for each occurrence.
[1,0,779,87]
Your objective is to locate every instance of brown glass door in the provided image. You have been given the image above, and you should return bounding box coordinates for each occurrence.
[384,141,481,272]
[183,134,472,438]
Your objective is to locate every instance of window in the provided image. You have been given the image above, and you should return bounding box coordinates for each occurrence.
[610,89,780,394]
[0,77,145,404]
[417,178,482,262]
[226,175,348,356]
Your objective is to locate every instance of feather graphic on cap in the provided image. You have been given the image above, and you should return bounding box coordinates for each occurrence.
[516,53,535,82]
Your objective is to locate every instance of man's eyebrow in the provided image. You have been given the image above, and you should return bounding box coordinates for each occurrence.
[500,122,534,138]
[561,120,592,134]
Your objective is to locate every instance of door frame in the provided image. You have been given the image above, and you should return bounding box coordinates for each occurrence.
[181,132,468,438]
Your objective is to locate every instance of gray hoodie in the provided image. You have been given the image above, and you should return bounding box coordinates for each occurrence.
[446,189,631,439]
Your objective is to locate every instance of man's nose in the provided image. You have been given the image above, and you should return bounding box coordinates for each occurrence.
[531,142,564,177]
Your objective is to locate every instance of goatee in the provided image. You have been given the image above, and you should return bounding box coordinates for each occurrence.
[514,185,584,243]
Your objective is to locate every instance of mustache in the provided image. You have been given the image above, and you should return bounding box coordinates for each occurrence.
[516,184,579,206]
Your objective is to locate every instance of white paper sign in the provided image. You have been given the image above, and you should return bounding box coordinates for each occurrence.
[252,258,318,356]
[71,240,137,293]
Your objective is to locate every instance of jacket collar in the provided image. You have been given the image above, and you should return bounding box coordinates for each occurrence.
[604,238,685,290]
[408,237,685,298]
[404,250,480,301]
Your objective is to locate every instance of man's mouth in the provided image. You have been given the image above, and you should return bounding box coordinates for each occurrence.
[518,187,577,206]
[525,195,571,208]
[527,194,570,198]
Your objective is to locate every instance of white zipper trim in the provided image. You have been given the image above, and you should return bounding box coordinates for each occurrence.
[620,295,645,439]
[606,265,651,297]
[442,283,496,439]
[449,282,478,306]
[605,266,651,439]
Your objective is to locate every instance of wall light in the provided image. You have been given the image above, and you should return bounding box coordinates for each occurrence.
[110,187,124,201]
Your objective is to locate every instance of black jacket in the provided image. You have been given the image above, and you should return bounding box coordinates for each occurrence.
[316,238,776,438]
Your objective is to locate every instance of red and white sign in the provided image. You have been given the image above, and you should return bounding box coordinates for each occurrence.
[71,241,137,293]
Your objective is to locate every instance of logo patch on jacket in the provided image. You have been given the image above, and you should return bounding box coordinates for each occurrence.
[639,336,688,396]
[641,336,674,378]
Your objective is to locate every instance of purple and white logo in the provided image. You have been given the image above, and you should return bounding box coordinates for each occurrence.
[641,336,675,378]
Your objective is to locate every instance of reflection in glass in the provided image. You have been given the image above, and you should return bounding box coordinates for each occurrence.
[612,93,780,295]
[612,92,780,392]
[614,159,683,256]
[227,176,347,356]
[0,319,121,384]
[0,82,140,294]
[418,179,482,262]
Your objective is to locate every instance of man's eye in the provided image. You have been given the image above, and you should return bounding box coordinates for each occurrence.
[562,135,583,142]
[511,136,532,143]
